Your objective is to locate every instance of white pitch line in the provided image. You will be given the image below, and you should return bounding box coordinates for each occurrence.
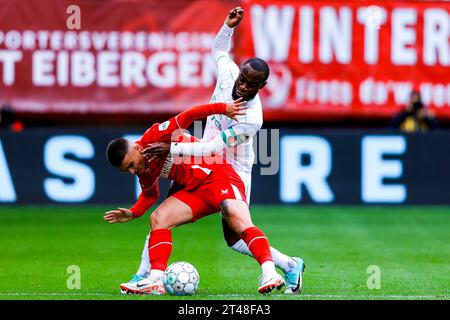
[0,293,442,299]
[209,294,440,299]
[0,293,114,296]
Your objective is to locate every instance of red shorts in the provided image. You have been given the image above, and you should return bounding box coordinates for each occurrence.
[171,167,247,222]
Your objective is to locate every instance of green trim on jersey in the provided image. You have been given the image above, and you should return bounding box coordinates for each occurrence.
[221,127,246,147]
[221,130,228,146]
[216,55,228,65]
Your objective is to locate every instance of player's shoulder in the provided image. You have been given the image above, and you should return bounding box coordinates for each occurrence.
[217,56,240,77]
[141,121,168,142]
[215,77,235,94]
[242,95,263,125]
[143,123,158,137]
[157,120,171,131]
[247,94,263,110]
[146,120,172,133]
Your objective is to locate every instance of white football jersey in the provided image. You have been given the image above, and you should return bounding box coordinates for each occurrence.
[203,56,263,175]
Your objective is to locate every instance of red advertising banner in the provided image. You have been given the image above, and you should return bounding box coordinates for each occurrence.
[0,0,238,117]
[236,0,450,121]
[0,0,448,121]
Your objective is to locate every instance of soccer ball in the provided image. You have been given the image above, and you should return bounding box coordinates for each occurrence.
[163,261,200,296]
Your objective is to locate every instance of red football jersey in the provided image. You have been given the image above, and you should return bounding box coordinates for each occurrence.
[130,103,234,217]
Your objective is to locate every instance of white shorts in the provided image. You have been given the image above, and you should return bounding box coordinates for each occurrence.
[235,170,252,205]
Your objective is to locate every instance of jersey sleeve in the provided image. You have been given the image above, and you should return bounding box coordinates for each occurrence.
[169,98,263,157]
[170,122,260,157]
[221,122,261,147]
[141,103,227,144]
[222,97,263,146]
[212,23,240,77]
[130,178,160,218]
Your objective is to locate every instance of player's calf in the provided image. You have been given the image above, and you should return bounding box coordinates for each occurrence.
[221,217,242,247]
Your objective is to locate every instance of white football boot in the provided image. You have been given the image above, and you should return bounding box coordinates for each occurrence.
[258,273,285,294]
[120,274,148,295]
[119,276,166,295]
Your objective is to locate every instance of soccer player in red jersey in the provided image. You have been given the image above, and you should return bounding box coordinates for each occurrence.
[104,100,285,295]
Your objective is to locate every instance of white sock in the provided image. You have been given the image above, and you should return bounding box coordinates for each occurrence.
[270,247,296,272]
[136,235,151,276]
[149,269,164,282]
[230,239,295,272]
[261,261,277,278]
[230,239,253,256]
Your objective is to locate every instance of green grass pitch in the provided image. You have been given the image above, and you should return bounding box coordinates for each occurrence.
[0,205,448,300]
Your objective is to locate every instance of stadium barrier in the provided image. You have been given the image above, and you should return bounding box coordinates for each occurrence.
[1,128,449,205]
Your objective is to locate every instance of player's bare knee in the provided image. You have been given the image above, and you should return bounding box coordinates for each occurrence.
[150,210,167,229]
[226,207,250,224]
[220,200,239,218]
[149,212,158,228]
[219,200,230,218]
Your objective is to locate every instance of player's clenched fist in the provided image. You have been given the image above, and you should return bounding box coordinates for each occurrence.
[104,208,133,224]
[225,6,244,28]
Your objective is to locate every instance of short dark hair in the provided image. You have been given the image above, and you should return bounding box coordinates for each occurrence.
[243,58,270,81]
[106,138,129,167]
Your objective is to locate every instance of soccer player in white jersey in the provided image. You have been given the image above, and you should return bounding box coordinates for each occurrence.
[122,7,305,294]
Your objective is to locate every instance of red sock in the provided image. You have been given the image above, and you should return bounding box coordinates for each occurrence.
[148,229,172,271]
[241,227,273,265]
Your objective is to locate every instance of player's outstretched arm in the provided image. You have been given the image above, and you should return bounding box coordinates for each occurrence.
[104,182,160,223]
[211,7,244,68]
[139,100,246,162]
[142,99,248,158]
[128,184,160,219]
[169,122,260,157]
[142,122,260,159]
[173,99,247,130]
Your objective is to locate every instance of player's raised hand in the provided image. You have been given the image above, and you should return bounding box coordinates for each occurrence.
[225,97,248,122]
[103,208,133,224]
[142,142,170,162]
[225,7,244,28]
